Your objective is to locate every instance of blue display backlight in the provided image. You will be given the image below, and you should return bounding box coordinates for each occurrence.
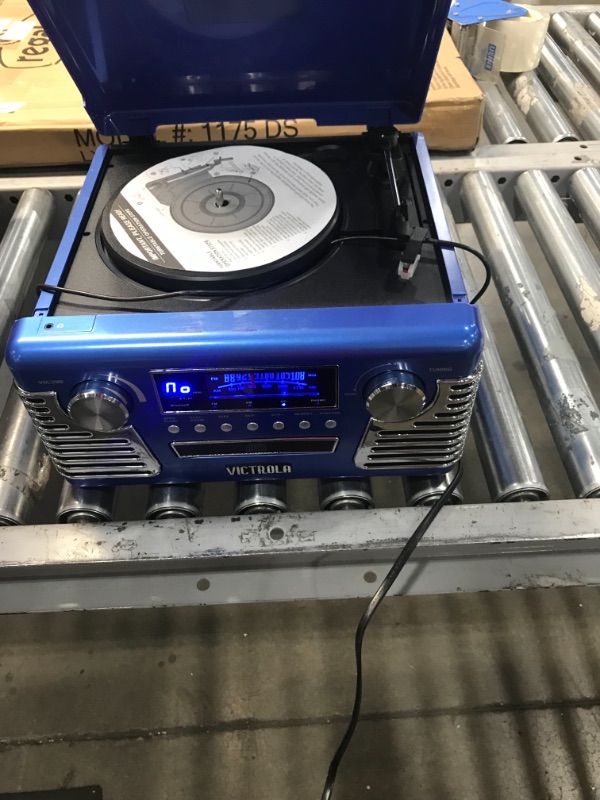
[153,367,338,413]
[164,382,192,395]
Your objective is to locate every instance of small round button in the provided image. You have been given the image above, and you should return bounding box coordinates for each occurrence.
[220,422,233,433]
[247,422,259,431]
[273,421,285,431]
[299,420,311,430]
[167,424,180,435]
[325,419,337,429]
[194,424,206,434]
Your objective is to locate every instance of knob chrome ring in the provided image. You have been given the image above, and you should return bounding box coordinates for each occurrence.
[68,385,131,432]
[366,379,426,423]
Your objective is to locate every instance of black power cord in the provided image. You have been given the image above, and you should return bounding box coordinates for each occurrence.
[320,462,464,800]
[36,283,218,304]
[429,238,491,305]
[38,234,491,307]
[331,234,492,305]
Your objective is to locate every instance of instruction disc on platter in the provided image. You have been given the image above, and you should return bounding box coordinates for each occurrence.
[99,145,340,291]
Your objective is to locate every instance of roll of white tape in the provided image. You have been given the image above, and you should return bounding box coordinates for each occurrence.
[486,5,549,72]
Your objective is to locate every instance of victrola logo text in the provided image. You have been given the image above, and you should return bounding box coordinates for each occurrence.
[226,465,292,476]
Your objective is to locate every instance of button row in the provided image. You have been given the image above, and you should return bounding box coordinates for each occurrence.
[167,419,338,435]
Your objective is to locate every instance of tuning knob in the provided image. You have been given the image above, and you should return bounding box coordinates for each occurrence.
[365,371,426,423]
[68,381,131,432]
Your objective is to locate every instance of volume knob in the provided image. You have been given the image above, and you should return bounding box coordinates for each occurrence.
[365,371,426,423]
[68,381,131,432]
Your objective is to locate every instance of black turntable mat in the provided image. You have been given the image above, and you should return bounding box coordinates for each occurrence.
[55,137,450,316]
[99,145,340,291]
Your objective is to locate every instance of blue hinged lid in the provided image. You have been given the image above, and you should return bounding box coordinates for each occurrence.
[28,0,452,137]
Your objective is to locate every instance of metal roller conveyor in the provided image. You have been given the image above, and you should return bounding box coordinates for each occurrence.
[482,83,529,144]
[403,467,464,507]
[235,481,288,515]
[0,387,51,526]
[538,36,600,140]
[507,71,578,143]
[439,187,549,503]
[587,11,600,43]
[550,12,600,91]
[319,478,374,511]
[472,366,550,503]
[569,167,600,250]
[145,484,203,520]
[462,171,600,500]
[0,189,55,355]
[57,483,116,524]
[516,169,600,369]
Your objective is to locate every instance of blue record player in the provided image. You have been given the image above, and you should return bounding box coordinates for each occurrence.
[7,0,483,487]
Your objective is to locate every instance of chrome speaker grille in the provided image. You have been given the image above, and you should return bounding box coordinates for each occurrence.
[355,368,482,471]
[18,390,160,480]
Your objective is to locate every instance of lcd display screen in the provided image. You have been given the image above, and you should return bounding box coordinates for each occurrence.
[153,367,338,412]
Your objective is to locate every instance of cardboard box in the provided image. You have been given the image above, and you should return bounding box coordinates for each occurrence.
[0,1,483,167]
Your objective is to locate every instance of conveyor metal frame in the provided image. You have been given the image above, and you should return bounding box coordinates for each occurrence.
[0,500,598,613]
[2,115,600,613]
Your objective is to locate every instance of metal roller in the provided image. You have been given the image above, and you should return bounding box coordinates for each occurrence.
[472,378,549,503]
[319,478,374,510]
[507,72,578,143]
[550,12,600,91]
[0,387,51,525]
[586,12,600,43]
[482,83,529,144]
[403,467,463,507]
[569,167,600,250]
[538,36,600,139]
[438,185,549,503]
[516,169,600,369]
[146,484,203,519]
[462,171,600,499]
[57,483,116,524]
[235,481,288,515]
[0,189,55,355]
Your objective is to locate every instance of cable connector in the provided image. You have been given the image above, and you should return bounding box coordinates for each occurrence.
[398,226,428,281]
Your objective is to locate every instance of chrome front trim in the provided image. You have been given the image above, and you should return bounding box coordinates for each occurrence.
[354,367,482,471]
[17,389,161,481]
[171,438,339,458]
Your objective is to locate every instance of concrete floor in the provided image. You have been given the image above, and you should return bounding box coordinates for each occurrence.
[1,586,600,799]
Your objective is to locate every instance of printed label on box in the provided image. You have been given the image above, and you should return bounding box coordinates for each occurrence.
[0,19,34,41]
[156,119,303,144]
[0,22,60,68]
[71,129,129,164]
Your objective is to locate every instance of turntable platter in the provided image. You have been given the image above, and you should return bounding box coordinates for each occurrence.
[99,144,339,291]
[169,175,275,234]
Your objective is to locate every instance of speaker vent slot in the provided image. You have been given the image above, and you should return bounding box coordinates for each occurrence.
[16,390,161,480]
[355,369,482,471]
